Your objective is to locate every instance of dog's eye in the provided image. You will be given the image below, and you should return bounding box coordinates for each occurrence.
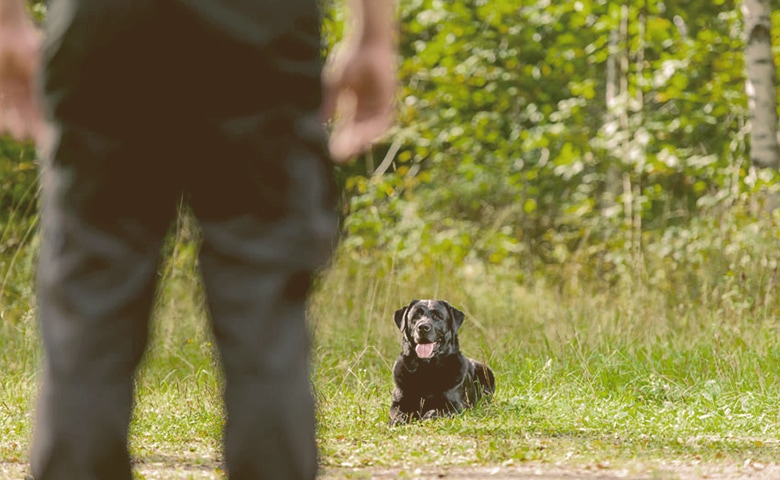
[432,311,442,320]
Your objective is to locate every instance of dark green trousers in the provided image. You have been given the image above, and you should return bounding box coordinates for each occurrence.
[31,1,336,479]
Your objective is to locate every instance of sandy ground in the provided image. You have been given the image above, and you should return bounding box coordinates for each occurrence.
[319,463,780,480]
[2,460,778,480]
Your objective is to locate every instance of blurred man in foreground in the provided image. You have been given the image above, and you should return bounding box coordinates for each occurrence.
[0,0,396,478]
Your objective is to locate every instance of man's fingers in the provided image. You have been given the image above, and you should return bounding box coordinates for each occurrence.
[321,39,397,163]
[328,133,354,164]
[328,107,394,164]
[320,72,340,123]
[0,108,22,139]
[329,131,372,164]
[0,104,41,141]
[328,91,358,163]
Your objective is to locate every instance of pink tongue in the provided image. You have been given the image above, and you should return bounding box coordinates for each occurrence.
[415,343,436,358]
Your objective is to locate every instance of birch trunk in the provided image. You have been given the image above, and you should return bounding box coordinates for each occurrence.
[601,6,627,215]
[742,0,779,170]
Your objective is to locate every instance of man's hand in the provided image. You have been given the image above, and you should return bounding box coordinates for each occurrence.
[321,0,397,164]
[0,1,42,142]
[322,41,396,164]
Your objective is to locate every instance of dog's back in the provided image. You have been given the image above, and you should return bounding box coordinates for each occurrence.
[470,358,496,398]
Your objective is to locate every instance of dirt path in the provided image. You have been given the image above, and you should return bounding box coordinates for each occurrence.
[321,463,780,479]
[2,460,778,479]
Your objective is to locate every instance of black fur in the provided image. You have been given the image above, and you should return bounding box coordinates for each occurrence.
[389,299,495,425]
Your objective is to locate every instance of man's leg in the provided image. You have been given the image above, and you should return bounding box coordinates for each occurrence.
[31,2,178,478]
[31,125,178,480]
[158,1,334,477]
[193,130,337,478]
[190,111,337,480]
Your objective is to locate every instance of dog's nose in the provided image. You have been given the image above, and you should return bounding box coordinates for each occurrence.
[418,322,431,333]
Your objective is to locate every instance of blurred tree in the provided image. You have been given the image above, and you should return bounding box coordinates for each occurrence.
[3,0,779,287]
[325,0,778,279]
[741,0,779,170]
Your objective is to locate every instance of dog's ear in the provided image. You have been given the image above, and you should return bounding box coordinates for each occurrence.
[393,308,406,330]
[444,301,465,331]
[394,299,419,331]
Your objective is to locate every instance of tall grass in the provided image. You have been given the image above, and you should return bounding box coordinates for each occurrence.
[0,164,40,463]
[1,209,778,472]
[310,248,780,467]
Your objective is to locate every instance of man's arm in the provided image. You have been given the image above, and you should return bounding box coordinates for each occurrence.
[322,0,398,164]
[0,0,42,141]
[349,0,395,46]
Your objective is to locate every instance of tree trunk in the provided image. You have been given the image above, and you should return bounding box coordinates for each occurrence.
[742,0,779,170]
[601,6,627,216]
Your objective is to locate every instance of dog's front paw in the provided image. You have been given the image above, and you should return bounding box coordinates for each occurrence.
[389,409,411,426]
[421,409,442,420]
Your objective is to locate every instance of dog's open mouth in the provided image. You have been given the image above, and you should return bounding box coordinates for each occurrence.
[415,342,437,359]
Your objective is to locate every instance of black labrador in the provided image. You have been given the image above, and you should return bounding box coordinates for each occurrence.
[389,299,495,425]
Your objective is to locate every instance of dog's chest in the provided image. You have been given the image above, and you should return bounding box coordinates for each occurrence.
[396,355,467,394]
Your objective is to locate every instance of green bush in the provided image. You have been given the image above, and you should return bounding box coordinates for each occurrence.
[327,0,779,313]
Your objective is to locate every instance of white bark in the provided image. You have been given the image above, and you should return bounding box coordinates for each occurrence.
[742,0,779,170]
[601,7,627,215]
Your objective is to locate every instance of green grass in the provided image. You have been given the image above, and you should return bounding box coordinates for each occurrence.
[310,255,780,468]
[1,240,779,476]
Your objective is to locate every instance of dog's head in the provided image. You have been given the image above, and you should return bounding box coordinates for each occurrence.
[394,299,465,360]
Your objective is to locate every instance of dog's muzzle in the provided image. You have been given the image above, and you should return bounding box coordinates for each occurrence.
[413,321,438,358]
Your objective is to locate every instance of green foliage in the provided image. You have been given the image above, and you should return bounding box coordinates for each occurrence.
[3,0,778,301]
[26,0,46,23]
[328,0,780,299]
